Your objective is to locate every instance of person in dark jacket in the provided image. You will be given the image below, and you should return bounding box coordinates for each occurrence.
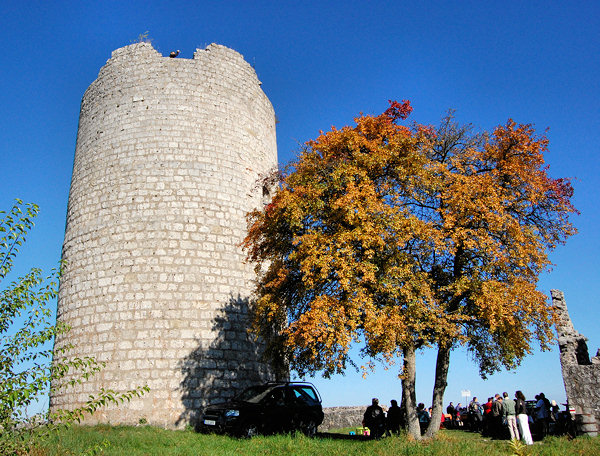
[535,392,551,437]
[468,397,483,432]
[386,399,402,435]
[446,402,455,428]
[491,394,504,439]
[363,398,386,439]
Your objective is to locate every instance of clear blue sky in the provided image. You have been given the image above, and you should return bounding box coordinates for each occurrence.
[1,1,599,411]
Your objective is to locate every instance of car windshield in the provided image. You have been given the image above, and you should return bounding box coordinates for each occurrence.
[235,385,276,404]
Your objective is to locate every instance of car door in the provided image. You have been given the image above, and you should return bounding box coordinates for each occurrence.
[260,386,290,433]
[290,385,321,426]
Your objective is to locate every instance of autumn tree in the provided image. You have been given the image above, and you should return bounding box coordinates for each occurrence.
[242,102,577,439]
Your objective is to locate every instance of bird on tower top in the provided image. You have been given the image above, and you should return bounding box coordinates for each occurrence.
[169,50,180,58]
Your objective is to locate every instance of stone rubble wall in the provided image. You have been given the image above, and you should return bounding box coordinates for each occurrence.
[551,289,599,437]
[50,42,279,427]
[319,406,366,431]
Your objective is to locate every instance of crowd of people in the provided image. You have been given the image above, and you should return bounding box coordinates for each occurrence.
[445,391,566,444]
[362,391,568,443]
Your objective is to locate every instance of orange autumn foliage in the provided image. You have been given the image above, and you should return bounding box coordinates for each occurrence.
[243,101,577,379]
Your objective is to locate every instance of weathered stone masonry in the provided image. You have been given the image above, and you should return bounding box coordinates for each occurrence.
[50,42,280,427]
[552,289,599,436]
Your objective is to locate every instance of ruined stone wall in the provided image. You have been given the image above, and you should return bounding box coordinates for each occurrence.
[50,42,280,427]
[319,406,365,431]
[552,289,599,436]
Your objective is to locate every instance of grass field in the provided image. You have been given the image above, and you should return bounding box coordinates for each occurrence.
[35,425,600,456]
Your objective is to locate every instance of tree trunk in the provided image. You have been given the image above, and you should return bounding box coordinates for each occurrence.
[425,343,451,438]
[401,344,421,440]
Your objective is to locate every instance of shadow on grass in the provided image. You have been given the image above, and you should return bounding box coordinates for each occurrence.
[316,432,372,441]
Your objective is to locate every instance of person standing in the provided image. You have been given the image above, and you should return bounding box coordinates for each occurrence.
[469,397,483,433]
[483,397,493,436]
[515,390,533,445]
[455,403,463,427]
[446,401,456,428]
[535,392,550,437]
[502,392,519,441]
[491,394,504,439]
[549,399,559,435]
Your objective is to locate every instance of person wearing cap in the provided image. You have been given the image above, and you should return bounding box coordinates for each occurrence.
[363,397,386,439]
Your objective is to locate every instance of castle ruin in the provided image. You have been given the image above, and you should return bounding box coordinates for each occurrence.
[552,289,599,436]
[50,42,282,427]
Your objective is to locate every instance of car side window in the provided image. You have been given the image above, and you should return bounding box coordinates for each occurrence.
[299,387,318,402]
[265,387,286,406]
[292,386,319,406]
[290,388,303,405]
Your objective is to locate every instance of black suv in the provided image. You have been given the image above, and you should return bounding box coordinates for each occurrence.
[199,382,324,437]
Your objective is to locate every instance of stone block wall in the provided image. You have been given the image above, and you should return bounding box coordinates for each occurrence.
[319,406,366,431]
[552,289,599,436]
[50,42,280,427]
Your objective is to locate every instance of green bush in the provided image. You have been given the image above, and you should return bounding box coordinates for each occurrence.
[0,200,148,455]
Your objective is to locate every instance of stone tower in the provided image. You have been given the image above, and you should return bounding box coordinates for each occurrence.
[50,42,280,426]
[552,290,599,437]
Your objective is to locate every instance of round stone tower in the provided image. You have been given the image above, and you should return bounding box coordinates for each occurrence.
[50,42,280,426]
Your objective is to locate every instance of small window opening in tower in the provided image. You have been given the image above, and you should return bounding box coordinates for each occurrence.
[262,185,271,205]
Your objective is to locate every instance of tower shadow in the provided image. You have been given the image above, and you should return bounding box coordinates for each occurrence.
[176,295,276,427]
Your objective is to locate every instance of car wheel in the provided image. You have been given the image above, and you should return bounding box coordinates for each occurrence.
[301,420,317,437]
[240,422,259,438]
